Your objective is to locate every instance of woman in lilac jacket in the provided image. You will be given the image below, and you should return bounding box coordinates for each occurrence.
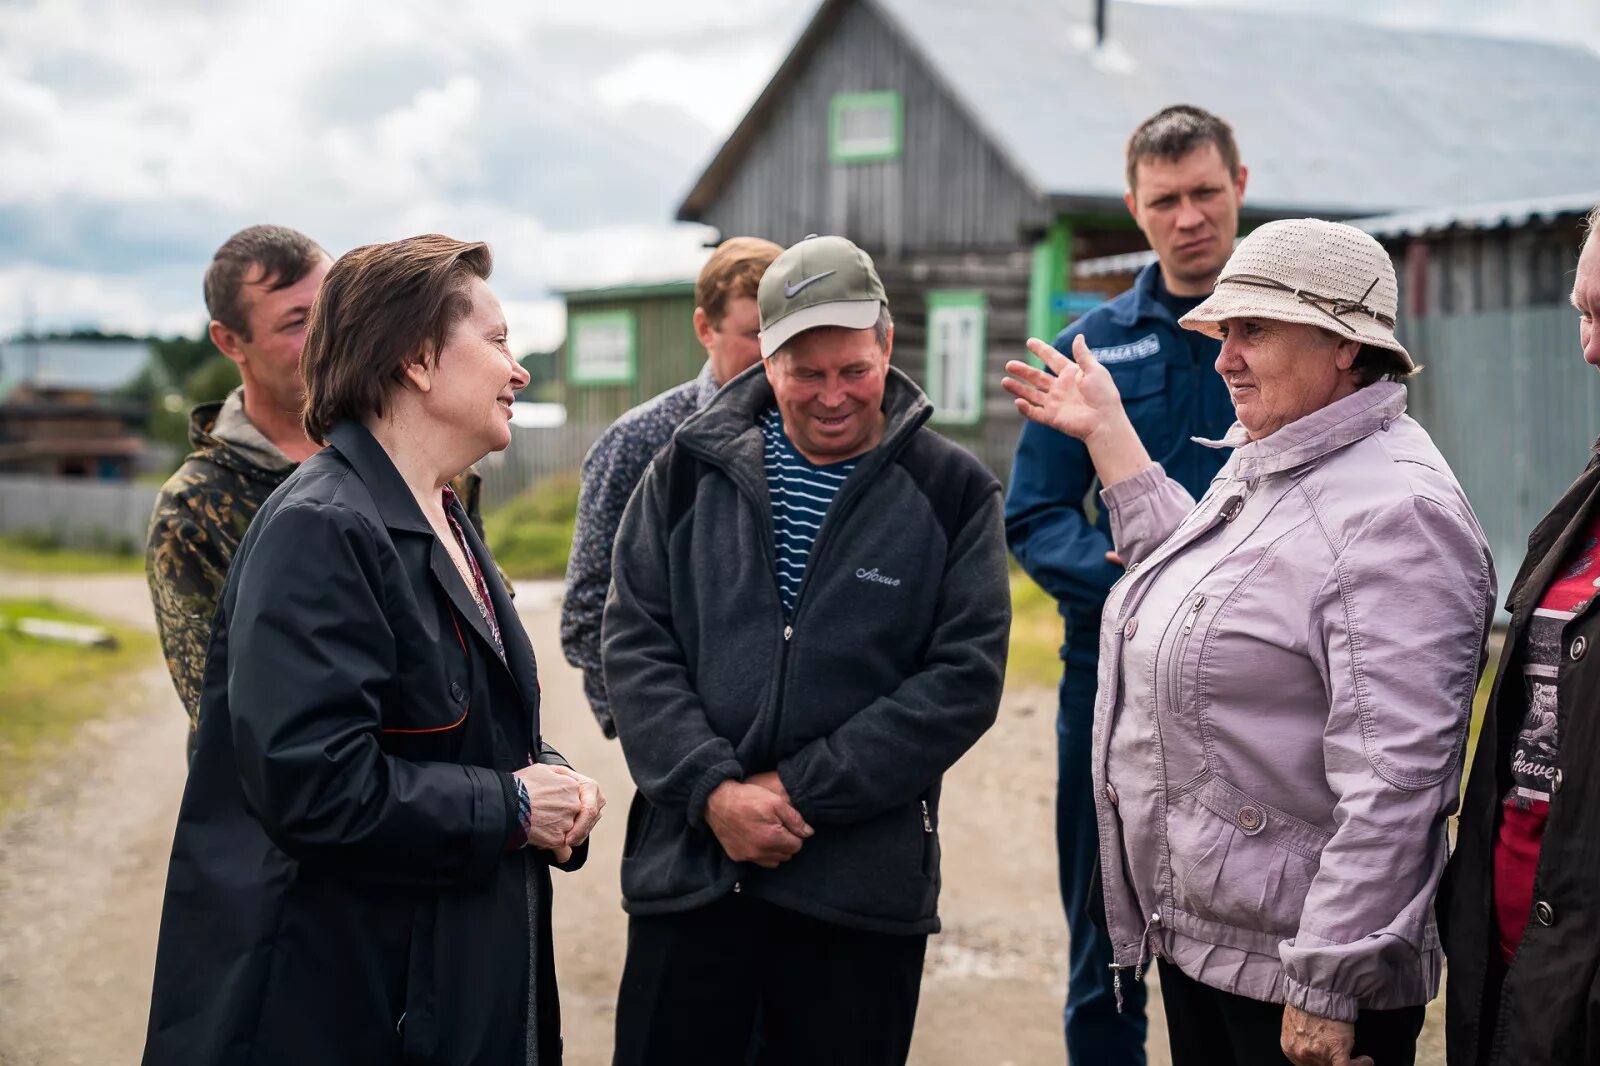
[1004,219,1495,1066]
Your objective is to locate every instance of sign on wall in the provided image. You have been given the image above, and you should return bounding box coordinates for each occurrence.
[925,290,986,426]
[568,310,636,386]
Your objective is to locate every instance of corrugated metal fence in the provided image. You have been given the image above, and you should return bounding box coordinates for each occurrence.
[0,474,154,551]
[1404,306,1597,600]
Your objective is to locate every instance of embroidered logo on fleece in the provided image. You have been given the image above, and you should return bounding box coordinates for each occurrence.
[1093,335,1161,365]
[856,568,902,587]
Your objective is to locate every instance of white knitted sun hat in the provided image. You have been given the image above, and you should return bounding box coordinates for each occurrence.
[1179,218,1413,368]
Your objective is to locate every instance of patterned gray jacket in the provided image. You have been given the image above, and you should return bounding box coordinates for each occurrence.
[560,362,718,736]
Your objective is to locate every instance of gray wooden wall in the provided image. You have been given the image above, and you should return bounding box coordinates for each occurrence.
[698,0,1049,254]
[879,247,1033,481]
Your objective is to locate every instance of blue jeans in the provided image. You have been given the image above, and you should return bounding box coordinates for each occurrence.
[1058,665,1146,1064]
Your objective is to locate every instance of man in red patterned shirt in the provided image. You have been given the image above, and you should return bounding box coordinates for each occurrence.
[1444,206,1600,1066]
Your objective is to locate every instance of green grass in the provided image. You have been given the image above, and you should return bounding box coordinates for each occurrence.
[1008,570,1064,690]
[483,475,580,580]
[0,533,144,575]
[0,599,158,815]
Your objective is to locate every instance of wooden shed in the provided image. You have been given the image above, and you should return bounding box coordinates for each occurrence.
[549,281,703,428]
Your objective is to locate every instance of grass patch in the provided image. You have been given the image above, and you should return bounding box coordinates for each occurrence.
[484,474,580,580]
[1008,570,1064,691]
[0,533,144,575]
[0,599,158,816]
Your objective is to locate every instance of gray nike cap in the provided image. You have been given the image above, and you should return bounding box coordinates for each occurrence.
[756,234,887,359]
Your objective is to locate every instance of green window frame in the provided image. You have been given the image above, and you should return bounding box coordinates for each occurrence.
[924,290,987,426]
[567,310,637,386]
[829,91,903,164]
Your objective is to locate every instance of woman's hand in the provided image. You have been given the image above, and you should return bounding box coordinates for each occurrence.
[1003,334,1126,443]
[512,763,581,852]
[1280,1004,1372,1066]
[549,764,605,848]
[1004,334,1156,489]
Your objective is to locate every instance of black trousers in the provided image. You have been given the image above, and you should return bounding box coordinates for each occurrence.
[1158,959,1425,1066]
[612,892,927,1066]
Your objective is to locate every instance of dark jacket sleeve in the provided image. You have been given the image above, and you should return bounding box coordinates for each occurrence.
[560,425,651,737]
[226,500,518,887]
[145,492,229,732]
[778,487,1011,824]
[1004,323,1122,607]
[602,453,744,828]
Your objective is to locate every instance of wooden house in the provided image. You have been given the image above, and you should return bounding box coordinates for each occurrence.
[666,0,1600,478]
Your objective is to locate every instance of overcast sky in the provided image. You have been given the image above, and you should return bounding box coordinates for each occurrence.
[2,0,1596,352]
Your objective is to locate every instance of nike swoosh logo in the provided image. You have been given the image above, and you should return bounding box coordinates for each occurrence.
[783,271,836,298]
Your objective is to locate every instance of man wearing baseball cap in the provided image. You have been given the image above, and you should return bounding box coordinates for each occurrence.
[604,234,1011,1064]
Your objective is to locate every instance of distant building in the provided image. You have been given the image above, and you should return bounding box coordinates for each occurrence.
[0,339,151,479]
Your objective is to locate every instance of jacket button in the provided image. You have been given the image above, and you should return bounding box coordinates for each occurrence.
[1236,806,1263,833]
[733,881,742,894]
[1553,768,1564,794]
[450,681,465,702]
[1535,900,1555,927]
[1571,636,1588,661]
[1106,784,1119,807]
[1123,618,1139,640]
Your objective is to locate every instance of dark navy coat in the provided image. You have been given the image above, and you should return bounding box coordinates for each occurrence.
[1005,262,1236,668]
[143,421,585,1065]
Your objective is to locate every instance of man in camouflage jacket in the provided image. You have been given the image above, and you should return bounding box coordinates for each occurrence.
[147,226,491,757]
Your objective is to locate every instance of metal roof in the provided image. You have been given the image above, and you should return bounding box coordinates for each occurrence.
[1348,190,1600,239]
[683,0,1600,221]
[871,0,1600,215]
[1074,190,1600,277]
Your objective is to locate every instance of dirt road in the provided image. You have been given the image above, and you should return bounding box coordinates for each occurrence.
[0,572,1445,1064]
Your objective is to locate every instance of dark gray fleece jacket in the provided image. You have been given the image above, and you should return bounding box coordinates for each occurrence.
[602,364,1010,935]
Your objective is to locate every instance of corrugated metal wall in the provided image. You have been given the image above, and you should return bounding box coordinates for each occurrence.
[1405,306,1595,602]
[699,0,1049,253]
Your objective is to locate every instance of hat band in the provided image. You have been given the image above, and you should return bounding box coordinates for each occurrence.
[1218,273,1395,335]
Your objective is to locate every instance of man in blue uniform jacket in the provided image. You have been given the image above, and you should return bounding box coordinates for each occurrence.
[1005,105,1246,1065]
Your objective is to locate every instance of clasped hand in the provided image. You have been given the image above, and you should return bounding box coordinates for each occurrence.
[512,762,605,864]
[705,771,814,868]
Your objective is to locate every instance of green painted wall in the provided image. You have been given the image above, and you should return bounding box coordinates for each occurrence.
[554,285,704,425]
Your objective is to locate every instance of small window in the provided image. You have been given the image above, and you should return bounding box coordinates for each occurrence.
[567,311,636,386]
[829,91,903,164]
[925,291,986,426]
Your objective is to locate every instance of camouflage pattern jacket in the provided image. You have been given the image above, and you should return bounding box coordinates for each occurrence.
[146,388,489,745]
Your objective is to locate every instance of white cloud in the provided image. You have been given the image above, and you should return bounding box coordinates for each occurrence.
[594,43,789,132]
[1,0,1591,348]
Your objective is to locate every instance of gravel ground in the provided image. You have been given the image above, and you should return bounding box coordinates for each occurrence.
[0,572,1447,1064]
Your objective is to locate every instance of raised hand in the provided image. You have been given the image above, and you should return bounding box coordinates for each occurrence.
[1002,334,1125,443]
[1003,334,1155,489]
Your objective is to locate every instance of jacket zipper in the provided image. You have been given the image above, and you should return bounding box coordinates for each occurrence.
[920,799,932,832]
[1164,595,1206,719]
[679,411,923,766]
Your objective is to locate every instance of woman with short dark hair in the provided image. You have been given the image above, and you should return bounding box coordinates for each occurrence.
[143,234,602,1065]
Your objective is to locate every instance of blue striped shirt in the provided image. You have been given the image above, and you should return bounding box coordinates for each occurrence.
[758,406,858,613]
